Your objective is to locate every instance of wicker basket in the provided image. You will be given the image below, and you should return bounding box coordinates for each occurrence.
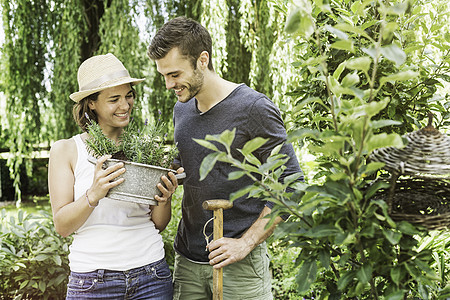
[370,114,450,230]
[372,175,450,230]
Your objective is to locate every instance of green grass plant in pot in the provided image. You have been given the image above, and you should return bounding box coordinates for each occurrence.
[85,115,184,205]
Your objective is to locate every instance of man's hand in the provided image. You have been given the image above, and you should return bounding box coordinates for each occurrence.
[206,206,284,269]
[206,237,254,269]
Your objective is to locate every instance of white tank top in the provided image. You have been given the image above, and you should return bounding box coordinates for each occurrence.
[69,134,165,272]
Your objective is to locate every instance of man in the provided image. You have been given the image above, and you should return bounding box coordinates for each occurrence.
[148,16,302,300]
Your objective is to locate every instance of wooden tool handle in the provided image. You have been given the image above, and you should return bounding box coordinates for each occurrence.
[202,199,233,300]
[202,199,233,211]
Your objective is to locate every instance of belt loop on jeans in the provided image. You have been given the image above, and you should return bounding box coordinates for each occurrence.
[97,269,105,283]
[144,264,152,275]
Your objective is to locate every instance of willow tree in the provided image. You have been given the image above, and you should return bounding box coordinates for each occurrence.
[1,0,50,203]
[0,0,295,203]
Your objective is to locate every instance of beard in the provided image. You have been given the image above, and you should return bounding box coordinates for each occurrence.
[177,67,204,102]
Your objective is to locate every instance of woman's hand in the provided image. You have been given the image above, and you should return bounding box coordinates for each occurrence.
[154,167,184,203]
[87,155,126,206]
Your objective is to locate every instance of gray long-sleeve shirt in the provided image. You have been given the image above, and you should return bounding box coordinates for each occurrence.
[173,84,303,263]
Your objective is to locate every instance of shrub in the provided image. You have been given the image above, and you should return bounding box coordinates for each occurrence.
[0,209,72,299]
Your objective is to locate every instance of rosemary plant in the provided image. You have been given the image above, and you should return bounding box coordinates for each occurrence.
[85,116,178,169]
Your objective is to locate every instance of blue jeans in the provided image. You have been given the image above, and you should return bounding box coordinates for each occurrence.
[66,258,173,299]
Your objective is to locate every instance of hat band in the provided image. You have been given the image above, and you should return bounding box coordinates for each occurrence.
[80,70,130,91]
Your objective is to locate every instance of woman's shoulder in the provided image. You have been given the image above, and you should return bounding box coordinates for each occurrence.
[50,136,76,152]
[49,135,82,171]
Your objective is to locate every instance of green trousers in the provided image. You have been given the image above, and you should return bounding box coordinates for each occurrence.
[173,242,273,300]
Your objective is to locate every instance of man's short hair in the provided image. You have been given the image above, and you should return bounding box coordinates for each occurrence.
[147,16,214,71]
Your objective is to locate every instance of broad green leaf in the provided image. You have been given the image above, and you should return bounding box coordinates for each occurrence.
[356,265,372,284]
[52,255,62,266]
[325,24,348,39]
[397,221,421,236]
[365,178,389,199]
[333,61,347,80]
[228,171,246,180]
[363,98,389,117]
[390,266,404,285]
[293,97,329,112]
[219,129,236,147]
[241,137,268,155]
[346,56,372,73]
[296,260,318,294]
[331,40,355,52]
[364,161,385,174]
[241,152,262,167]
[193,139,219,152]
[285,7,302,34]
[270,144,282,156]
[303,55,328,67]
[318,249,330,269]
[229,185,254,201]
[305,225,340,238]
[283,172,303,185]
[18,210,24,223]
[19,280,29,290]
[383,22,398,41]
[380,70,419,86]
[370,119,402,129]
[334,23,372,41]
[380,44,406,66]
[259,158,288,174]
[404,262,421,278]
[337,270,355,290]
[341,71,359,87]
[34,254,48,261]
[39,280,46,292]
[335,232,355,245]
[362,46,378,60]
[285,2,314,38]
[385,2,409,15]
[367,132,403,153]
[199,152,221,181]
[383,229,402,245]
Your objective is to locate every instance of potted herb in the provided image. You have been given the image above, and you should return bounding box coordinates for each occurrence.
[85,115,184,205]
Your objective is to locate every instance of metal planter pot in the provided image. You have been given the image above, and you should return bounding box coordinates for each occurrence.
[89,157,185,205]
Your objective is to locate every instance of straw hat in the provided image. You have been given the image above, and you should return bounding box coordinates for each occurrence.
[70,53,145,102]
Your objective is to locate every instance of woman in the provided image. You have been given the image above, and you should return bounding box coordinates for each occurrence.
[48,53,180,299]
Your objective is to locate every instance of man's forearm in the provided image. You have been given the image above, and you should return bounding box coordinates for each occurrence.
[241,206,284,250]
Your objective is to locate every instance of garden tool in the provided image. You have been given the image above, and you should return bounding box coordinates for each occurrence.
[202,199,233,300]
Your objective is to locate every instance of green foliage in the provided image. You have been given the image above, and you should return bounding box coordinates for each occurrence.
[195,0,450,298]
[0,209,72,299]
[0,0,49,203]
[85,117,178,168]
[268,240,301,299]
[160,186,183,271]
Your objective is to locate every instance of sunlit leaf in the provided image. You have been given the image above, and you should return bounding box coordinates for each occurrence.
[367,132,404,153]
[380,70,419,86]
[346,56,372,73]
[380,44,406,66]
[371,119,402,129]
[241,137,268,155]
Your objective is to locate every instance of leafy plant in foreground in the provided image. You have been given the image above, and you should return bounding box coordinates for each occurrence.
[196,0,450,298]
